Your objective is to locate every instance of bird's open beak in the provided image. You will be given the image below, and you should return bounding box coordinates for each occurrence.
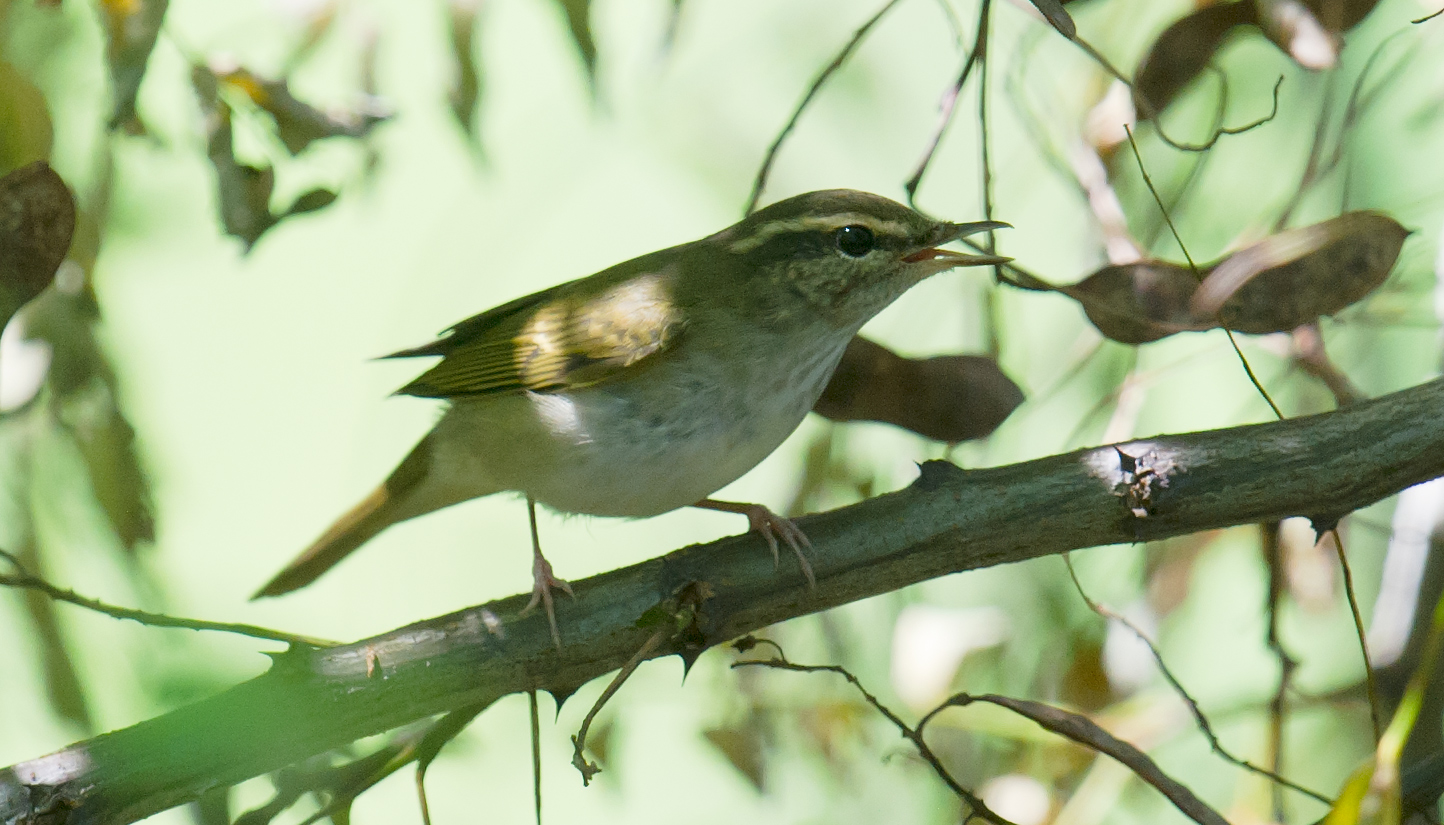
[904,220,1012,271]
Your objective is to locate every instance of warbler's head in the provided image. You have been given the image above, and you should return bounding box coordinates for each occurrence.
[706,189,1007,328]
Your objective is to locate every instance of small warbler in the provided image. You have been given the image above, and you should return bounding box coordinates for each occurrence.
[254,189,1006,644]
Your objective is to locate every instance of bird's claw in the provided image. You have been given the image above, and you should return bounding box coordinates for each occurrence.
[740,504,816,589]
[521,553,574,650]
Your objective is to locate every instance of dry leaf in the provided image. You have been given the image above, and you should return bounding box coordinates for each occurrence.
[1134,2,1257,119]
[1053,212,1407,344]
[1063,261,1205,344]
[812,336,1024,443]
[1196,211,1410,331]
[0,162,75,332]
[1301,0,1381,31]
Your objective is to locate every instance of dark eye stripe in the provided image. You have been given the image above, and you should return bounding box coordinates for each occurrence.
[726,215,915,254]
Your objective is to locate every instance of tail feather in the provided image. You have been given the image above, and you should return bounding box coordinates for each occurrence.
[252,486,396,599]
[252,434,442,599]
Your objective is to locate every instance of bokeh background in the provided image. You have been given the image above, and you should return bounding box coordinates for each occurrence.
[2,0,1443,823]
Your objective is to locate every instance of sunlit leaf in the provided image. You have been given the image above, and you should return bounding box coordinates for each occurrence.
[100,0,169,131]
[0,162,75,335]
[0,60,54,174]
[1133,2,1257,118]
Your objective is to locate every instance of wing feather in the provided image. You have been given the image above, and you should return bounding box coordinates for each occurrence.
[391,270,684,398]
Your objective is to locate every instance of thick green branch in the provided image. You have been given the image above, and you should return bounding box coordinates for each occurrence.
[5,376,1444,825]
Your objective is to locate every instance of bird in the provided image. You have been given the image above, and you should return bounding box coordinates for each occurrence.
[253,189,1007,645]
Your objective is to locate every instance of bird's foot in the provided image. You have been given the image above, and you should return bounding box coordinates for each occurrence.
[695,498,816,588]
[521,553,574,650]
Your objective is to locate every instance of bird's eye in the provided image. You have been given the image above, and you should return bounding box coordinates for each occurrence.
[834,225,875,258]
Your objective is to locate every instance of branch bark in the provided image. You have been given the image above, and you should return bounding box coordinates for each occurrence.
[6,376,1444,825]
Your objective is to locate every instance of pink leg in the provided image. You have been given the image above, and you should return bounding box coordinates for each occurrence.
[694,499,816,588]
[520,497,573,648]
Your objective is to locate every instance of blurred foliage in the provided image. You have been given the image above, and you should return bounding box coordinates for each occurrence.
[1,0,1443,824]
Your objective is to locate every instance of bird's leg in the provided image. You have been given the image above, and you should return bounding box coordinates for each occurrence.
[693,498,815,588]
[520,496,573,649]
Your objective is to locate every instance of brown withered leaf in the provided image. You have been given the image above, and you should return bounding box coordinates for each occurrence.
[1062,261,1206,344]
[0,61,54,174]
[100,0,169,131]
[1196,211,1410,332]
[1302,0,1381,31]
[812,336,1024,443]
[556,0,597,82]
[0,162,75,333]
[1133,2,1257,119]
[1055,212,1408,344]
[217,68,389,156]
[447,0,484,147]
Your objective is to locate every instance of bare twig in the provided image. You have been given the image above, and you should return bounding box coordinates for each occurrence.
[571,628,666,784]
[1261,521,1297,823]
[0,548,331,648]
[732,652,1016,825]
[1332,527,1383,741]
[744,0,906,214]
[1063,555,1332,804]
[927,693,1231,825]
[1122,124,1284,421]
[905,0,991,204]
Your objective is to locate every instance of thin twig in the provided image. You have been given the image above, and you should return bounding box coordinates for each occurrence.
[744,0,906,214]
[571,628,666,784]
[905,0,991,204]
[0,547,330,648]
[1121,125,1284,421]
[1261,522,1296,824]
[732,654,1017,825]
[1070,32,1284,153]
[1331,528,1383,741]
[530,690,543,825]
[1063,555,1332,805]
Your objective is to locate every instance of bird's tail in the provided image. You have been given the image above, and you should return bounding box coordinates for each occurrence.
[252,435,441,599]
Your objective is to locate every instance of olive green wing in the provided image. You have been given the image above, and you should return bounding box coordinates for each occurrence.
[387,271,685,398]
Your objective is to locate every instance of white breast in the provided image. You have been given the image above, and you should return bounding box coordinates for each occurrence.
[430,332,851,518]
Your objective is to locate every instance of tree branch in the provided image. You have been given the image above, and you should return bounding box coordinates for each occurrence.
[6,376,1444,825]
